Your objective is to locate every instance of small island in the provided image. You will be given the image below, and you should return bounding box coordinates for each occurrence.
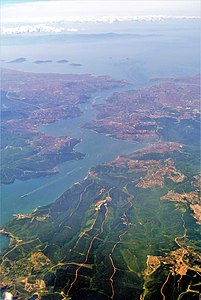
[33,60,52,64]
[56,59,69,63]
[70,63,82,66]
[7,57,26,63]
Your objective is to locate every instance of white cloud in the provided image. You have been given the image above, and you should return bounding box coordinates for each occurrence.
[1,0,200,24]
[1,24,64,35]
[1,15,200,35]
[67,28,78,32]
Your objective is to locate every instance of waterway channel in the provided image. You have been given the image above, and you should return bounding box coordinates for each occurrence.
[0,86,146,251]
[1,21,199,251]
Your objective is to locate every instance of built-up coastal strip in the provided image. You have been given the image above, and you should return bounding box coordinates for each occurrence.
[84,74,200,143]
[0,68,127,184]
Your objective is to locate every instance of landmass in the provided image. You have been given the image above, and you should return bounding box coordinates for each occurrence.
[84,74,200,143]
[56,60,69,64]
[0,73,200,299]
[0,142,200,299]
[0,69,126,183]
[70,63,82,67]
[33,60,52,64]
[7,58,26,63]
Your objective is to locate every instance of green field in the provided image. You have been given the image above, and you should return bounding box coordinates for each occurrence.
[1,143,200,299]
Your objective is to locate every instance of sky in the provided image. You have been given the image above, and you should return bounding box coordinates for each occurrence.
[1,0,200,24]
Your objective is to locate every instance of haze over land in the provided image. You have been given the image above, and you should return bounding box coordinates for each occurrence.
[0,1,200,299]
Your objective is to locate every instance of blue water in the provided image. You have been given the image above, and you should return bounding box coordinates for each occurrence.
[0,88,146,251]
[0,21,200,252]
[1,20,200,80]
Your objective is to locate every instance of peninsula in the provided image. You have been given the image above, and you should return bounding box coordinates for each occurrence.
[0,69,126,183]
